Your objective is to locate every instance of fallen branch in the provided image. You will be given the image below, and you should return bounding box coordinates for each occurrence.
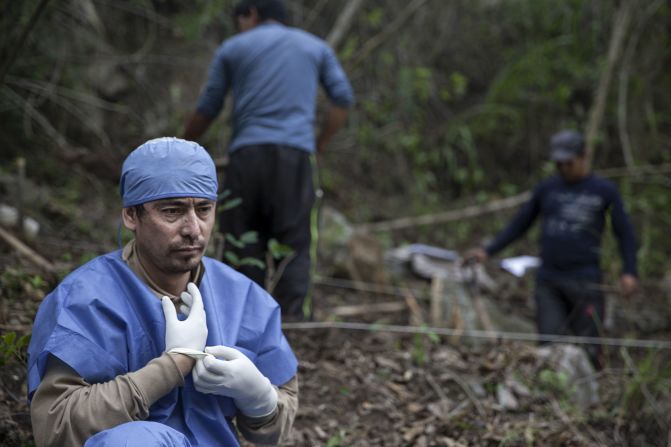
[0,226,55,273]
[327,301,407,317]
[425,370,449,403]
[356,162,671,233]
[444,371,486,417]
[357,191,530,233]
[0,323,32,332]
[549,398,599,446]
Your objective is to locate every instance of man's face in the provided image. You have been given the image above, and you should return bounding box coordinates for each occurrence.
[123,198,216,275]
[555,154,586,183]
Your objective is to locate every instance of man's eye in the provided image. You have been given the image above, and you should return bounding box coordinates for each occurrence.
[197,206,213,213]
[163,208,181,215]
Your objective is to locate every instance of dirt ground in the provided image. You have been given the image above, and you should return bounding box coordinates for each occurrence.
[1,211,670,446]
[2,264,671,447]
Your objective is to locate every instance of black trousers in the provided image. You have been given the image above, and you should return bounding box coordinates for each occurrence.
[220,144,314,318]
[535,278,605,369]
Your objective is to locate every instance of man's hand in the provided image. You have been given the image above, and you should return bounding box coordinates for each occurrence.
[162,282,208,354]
[316,105,348,155]
[183,111,214,142]
[463,247,488,265]
[619,273,637,297]
[194,345,278,418]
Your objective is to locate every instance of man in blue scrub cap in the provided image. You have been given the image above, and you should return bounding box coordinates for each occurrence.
[27,137,299,446]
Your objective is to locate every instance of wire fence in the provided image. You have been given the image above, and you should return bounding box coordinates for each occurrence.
[282,320,671,350]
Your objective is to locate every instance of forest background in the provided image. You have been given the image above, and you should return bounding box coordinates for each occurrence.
[1,0,671,445]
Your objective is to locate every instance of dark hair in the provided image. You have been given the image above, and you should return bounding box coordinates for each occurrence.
[233,0,287,23]
[132,204,146,219]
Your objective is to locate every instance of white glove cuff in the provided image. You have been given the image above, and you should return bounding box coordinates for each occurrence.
[238,381,279,418]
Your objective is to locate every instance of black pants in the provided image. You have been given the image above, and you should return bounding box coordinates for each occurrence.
[220,145,314,318]
[535,278,605,369]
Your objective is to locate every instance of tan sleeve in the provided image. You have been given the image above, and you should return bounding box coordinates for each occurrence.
[237,375,299,445]
[30,353,184,447]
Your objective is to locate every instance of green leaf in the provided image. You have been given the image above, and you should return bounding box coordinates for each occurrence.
[239,257,265,270]
[267,239,294,259]
[17,334,31,349]
[3,332,16,345]
[225,233,245,249]
[224,251,241,267]
[239,231,258,245]
[221,197,242,211]
[450,72,468,98]
[367,8,383,27]
[217,189,232,201]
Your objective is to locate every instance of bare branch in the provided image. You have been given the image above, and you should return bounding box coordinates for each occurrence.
[617,0,664,169]
[350,0,429,68]
[585,0,635,168]
[0,0,53,86]
[326,0,364,49]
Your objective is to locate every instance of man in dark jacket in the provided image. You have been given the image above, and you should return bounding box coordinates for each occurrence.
[467,130,638,368]
[184,0,354,319]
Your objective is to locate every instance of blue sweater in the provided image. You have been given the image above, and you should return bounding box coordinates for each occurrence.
[485,174,637,281]
[196,22,354,153]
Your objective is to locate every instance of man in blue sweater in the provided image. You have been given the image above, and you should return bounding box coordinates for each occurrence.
[468,130,638,368]
[183,0,354,319]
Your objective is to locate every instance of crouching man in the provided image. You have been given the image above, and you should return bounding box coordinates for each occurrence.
[27,137,298,446]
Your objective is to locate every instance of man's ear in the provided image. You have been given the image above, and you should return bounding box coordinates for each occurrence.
[121,207,137,232]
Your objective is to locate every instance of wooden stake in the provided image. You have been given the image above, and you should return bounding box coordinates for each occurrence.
[403,290,424,326]
[16,157,25,236]
[430,276,444,327]
[0,226,54,273]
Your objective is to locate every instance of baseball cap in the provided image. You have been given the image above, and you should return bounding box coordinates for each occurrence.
[549,130,585,162]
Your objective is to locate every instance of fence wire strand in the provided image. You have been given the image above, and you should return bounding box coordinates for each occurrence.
[282,321,671,350]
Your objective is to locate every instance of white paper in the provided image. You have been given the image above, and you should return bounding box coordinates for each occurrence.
[168,348,213,359]
[500,256,541,277]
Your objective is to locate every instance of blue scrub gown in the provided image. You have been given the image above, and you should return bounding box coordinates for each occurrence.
[27,251,298,446]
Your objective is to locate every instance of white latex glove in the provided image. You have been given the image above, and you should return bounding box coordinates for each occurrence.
[162,282,208,354]
[193,345,278,418]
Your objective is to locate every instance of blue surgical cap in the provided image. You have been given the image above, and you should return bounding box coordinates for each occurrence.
[120,137,218,207]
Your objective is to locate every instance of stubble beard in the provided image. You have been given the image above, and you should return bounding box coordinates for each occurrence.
[163,250,203,274]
